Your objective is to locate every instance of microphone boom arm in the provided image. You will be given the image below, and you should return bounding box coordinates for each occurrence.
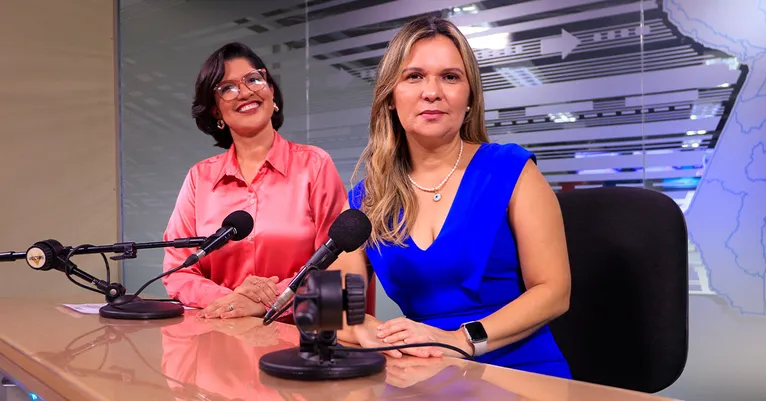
[0,238,207,263]
[0,251,26,262]
[0,237,209,303]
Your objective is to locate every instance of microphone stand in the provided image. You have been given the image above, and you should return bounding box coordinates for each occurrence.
[0,237,206,320]
[97,238,207,320]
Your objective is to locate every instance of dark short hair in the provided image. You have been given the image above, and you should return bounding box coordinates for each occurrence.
[192,42,285,149]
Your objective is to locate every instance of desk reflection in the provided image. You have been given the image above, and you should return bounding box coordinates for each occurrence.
[161,315,295,400]
[258,357,521,401]
[160,316,519,400]
[0,300,673,400]
[33,317,239,401]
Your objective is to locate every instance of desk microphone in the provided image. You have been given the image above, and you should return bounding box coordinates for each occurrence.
[0,211,253,320]
[104,210,254,319]
[263,209,372,324]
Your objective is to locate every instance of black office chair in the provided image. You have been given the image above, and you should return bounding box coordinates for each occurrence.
[549,186,688,393]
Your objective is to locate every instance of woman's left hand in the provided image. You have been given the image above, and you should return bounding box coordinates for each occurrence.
[376,317,473,358]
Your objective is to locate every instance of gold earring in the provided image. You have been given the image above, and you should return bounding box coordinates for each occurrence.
[217,120,225,130]
[274,104,280,112]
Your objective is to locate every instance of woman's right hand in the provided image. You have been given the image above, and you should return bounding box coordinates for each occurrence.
[235,275,280,306]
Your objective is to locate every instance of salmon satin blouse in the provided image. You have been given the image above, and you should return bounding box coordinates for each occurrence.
[161,131,347,310]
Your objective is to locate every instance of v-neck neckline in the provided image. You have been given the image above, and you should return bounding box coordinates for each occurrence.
[407,142,486,252]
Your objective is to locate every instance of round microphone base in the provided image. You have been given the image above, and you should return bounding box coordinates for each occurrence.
[259,346,386,381]
[99,299,184,320]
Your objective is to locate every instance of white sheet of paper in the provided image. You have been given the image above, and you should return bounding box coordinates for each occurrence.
[62,302,196,315]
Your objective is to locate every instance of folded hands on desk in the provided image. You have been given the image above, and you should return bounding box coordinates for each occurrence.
[196,275,281,319]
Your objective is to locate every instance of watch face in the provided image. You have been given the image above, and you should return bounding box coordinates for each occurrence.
[465,322,488,342]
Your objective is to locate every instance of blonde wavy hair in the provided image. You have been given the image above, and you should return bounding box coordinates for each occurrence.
[352,15,490,248]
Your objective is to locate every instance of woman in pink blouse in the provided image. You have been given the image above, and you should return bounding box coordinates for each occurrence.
[162,42,347,321]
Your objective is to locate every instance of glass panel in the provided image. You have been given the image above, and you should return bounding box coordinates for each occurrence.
[305,0,645,320]
[115,1,766,398]
[632,1,738,302]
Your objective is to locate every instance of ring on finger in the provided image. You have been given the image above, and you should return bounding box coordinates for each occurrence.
[228,303,234,312]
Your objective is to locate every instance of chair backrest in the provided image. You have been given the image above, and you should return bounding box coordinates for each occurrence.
[549,186,688,393]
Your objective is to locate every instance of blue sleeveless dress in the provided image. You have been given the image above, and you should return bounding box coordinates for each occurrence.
[349,142,571,379]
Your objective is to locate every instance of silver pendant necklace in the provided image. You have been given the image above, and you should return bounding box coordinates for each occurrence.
[407,141,463,202]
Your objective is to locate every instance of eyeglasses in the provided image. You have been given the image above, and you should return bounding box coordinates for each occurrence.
[214,69,268,101]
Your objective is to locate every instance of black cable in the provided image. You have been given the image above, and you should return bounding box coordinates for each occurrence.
[62,245,107,295]
[112,262,214,306]
[126,262,188,301]
[105,249,111,285]
[58,244,189,306]
[330,342,474,360]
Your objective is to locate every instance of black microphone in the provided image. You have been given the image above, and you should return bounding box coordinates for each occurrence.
[263,209,372,324]
[180,210,254,268]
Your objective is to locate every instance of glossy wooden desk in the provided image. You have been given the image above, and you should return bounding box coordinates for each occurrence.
[0,298,673,401]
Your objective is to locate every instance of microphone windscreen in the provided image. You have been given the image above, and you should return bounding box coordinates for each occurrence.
[223,210,254,241]
[328,209,372,252]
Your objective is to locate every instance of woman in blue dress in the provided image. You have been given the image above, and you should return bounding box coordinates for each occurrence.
[331,15,572,379]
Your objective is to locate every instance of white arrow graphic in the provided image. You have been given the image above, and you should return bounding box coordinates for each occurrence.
[540,29,581,59]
